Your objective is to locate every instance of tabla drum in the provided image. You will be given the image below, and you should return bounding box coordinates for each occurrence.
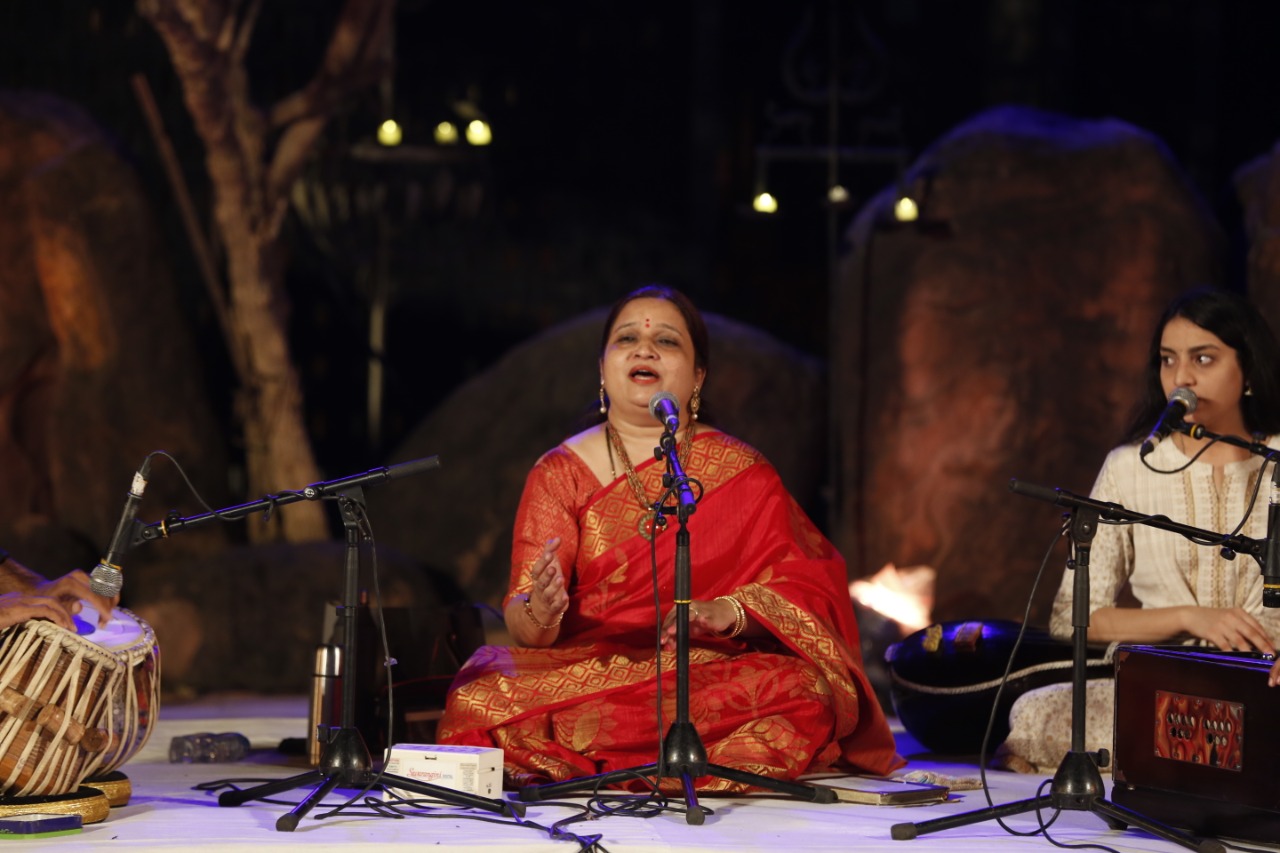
[0,604,159,797]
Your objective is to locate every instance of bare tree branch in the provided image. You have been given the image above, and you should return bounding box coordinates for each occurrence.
[139,0,396,541]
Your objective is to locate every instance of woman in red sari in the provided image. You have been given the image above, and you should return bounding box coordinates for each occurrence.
[438,286,902,790]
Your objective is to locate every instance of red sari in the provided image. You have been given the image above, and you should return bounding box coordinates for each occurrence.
[438,430,902,790]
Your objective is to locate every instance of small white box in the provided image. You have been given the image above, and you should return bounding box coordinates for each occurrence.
[381,744,503,801]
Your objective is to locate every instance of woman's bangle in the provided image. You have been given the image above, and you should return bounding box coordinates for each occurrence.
[713,595,746,639]
[522,594,564,631]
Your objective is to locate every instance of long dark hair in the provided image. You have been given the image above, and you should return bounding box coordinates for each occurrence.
[1122,286,1280,443]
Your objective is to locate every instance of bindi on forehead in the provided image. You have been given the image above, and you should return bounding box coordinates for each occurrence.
[644,317,651,329]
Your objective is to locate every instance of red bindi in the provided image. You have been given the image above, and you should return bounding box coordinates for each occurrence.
[644,318,651,328]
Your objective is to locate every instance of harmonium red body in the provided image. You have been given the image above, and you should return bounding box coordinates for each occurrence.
[1112,644,1279,843]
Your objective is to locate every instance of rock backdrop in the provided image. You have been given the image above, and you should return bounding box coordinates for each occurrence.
[0,93,440,697]
[1,92,1259,694]
[832,105,1225,623]
[1235,140,1280,332]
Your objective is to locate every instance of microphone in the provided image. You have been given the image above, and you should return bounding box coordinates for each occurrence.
[648,391,681,432]
[647,391,698,519]
[301,455,441,500]
[1264,474,1280,608]
[1139,387,1197,458]
[90,456,153,598]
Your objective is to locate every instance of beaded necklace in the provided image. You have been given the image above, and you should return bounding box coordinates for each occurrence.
[605,422,695,540]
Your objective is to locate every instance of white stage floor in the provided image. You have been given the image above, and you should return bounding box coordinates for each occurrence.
[29,693,1277,852]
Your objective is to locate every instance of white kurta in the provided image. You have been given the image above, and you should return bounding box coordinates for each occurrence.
[1003,435,1280,773]
[1048,435,1280,644]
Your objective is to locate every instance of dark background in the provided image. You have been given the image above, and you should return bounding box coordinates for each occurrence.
[5,0,1280,487]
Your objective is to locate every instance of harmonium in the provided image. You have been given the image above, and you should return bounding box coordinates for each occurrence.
[1112,644,1279,843]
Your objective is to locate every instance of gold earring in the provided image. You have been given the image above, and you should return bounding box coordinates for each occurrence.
[690,386,701,421]
[599,382,608,414]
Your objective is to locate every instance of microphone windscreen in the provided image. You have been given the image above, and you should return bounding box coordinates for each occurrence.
[1170,386,1198,413]
[89,564,122,598]
[648,391,679,420]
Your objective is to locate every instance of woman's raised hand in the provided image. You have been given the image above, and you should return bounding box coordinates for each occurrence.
[528,537,568,627]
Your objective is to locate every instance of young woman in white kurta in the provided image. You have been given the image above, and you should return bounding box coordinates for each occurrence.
[1003,287,1280,771]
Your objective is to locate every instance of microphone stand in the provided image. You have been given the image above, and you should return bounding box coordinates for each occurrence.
[517,427,838,824]
[1178,424,1280,607]
[890,479,1234,852]
[138,459,524,831]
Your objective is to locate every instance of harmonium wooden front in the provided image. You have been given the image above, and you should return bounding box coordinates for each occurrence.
[1112,644,1279,843]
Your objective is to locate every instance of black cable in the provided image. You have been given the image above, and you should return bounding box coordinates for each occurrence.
[1139,434,1270,542]
[973,516,1068,838]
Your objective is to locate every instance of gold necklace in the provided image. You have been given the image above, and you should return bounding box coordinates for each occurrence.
[606,422,696,540]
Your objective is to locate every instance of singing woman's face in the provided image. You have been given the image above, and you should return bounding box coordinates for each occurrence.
[600,297,705,426]
[1159,316,1247,434]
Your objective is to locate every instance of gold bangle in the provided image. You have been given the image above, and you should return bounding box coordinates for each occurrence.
[713,595,746,639]
[522,594,564,631]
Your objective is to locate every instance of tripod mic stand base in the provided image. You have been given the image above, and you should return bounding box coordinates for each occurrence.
[216,727,523,831]
[519,761,838,826]
[888,750,1226,853]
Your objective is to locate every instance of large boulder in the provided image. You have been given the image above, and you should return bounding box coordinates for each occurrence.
[832,105,1224,622]
[0,91,230,573]
[1236,141,1280,329]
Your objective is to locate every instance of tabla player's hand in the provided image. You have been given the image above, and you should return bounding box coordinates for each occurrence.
[1269,656,1280,688]
[33,570,116,628]
[0,591,75,632]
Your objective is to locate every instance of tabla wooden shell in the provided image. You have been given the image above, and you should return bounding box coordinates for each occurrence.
[0,606,159,797]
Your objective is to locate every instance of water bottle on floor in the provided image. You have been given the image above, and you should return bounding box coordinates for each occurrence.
[169,732,250,763]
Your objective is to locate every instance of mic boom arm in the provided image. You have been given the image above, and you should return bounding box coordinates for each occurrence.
[1009,478,1265,564]
[137,456,441,543]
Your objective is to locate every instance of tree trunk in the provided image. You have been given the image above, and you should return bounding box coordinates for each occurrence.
[139,0,394,541]
[220,210,323,542]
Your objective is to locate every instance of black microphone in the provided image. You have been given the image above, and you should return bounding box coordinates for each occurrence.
[1264,474,1280,608]
[1139,387,1198,458]
[648,391,681,432]
[300,455,441,499]
[90,456,153,598]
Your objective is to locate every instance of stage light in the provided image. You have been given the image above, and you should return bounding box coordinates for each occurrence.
[828,184,850,204]
[376,119,403,147]
[893,194,918,222]
[465,119,492,146]
[434,121,460,145]
[752,191,778,214]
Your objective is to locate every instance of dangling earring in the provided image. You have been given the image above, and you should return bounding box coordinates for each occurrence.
[690,386,701,421]
[1245,383,1255,397]
[599,381,608,414]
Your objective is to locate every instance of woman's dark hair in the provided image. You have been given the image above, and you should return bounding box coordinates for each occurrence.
[1122,286,1280,443]
[598,284,710,373]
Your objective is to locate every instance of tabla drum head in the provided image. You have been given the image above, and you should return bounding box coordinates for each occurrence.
[72,605,145,652]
